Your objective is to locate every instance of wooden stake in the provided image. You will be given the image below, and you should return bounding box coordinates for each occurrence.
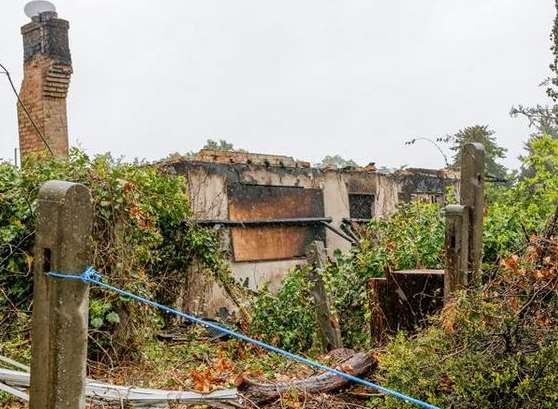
[306,241,342,351]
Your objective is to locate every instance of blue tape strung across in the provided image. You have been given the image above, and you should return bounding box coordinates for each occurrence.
[48,267,442,409]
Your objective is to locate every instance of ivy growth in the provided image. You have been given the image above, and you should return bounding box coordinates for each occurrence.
[0,149,240,361]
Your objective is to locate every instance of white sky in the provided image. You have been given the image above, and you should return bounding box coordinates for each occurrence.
[0,1,554,169]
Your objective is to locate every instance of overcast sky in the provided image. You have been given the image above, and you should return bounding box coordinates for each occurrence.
[0,1,555,169]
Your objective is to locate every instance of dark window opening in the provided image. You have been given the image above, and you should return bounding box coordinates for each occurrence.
[349,193,375,220]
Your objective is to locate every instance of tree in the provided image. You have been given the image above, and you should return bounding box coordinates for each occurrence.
[518,135,558,195]
[548,0,558,102]
[510,105,558,138]
[317,154,358,168]
[203,139,245,152]
[510,2,558,138]
[442,125,508,179]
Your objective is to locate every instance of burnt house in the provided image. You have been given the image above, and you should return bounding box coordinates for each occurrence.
[163,149,457,317]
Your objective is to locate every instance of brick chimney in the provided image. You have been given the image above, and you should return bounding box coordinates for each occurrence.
[18,2,72,159]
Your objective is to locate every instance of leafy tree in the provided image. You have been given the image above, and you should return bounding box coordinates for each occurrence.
[162,139,245,162]
[510,3,558,140]
[203,139,245,152]
[162,151,195,161]
[442,125,508,179]
[317,154,358,168]
[517,135,558,206]
[548,0,558,102]
[510,105,558,138]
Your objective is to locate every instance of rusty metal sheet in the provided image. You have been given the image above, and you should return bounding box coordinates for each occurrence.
[228,184,325,262]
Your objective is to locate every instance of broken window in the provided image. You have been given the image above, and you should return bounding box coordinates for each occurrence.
[348,193,375,220]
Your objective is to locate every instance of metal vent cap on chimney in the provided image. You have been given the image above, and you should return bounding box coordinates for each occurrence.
[24,1,56,19]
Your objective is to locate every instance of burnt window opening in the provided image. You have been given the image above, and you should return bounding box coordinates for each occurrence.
[349,193,375,220]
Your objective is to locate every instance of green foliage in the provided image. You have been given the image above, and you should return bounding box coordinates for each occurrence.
[369,136,558,408]
[442,125,508,179]
[357,202,445,274]
[510,105,558,139]
[317,154,358,168]
[372,328,558,409]
[250,134,558,352]
[371,264,558,409]
[249,201,445,352]
[249,266,317,353]
[547,0,558,102]
[517,135,558,207]
[483,135,558,270]
[0,149,234,360]
[203,139,245,152]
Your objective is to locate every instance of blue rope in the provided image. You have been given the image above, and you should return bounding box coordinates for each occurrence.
[48,267,442,409]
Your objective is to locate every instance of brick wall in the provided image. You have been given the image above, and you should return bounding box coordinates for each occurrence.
[18,13,71,159]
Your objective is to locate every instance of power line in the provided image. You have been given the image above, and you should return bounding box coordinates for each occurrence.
[0,62,54,156]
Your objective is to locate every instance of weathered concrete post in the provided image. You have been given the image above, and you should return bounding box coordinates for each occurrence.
[30,181,93,409]
[306,241,342,351]
[444,204,469,301]
[459,143,485,285]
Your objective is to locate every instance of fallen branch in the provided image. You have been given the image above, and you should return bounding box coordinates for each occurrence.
[237,350,376,402]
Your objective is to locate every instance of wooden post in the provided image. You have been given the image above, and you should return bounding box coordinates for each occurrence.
[306,241,342,351]
[444,204,469,301]
[30,181,93,409]
[459,143,485,285]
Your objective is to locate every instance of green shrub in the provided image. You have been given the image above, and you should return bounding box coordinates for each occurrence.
[249,201,445,352]
[368,217,558,409]
[249,265,317,353]
[372,287,558,408]
[0,150,234,360]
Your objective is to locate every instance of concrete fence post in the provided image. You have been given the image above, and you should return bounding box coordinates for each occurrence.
[444,204,469,302]
[30,181,93,409]
[459,143,485,285]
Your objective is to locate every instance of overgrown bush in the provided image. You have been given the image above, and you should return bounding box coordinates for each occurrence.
[249,266,317,353]
[0,150,233,361]
[371,235,558,408]
[249,135,558,354]
[483,135,558,273]
[249,201,445,352]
